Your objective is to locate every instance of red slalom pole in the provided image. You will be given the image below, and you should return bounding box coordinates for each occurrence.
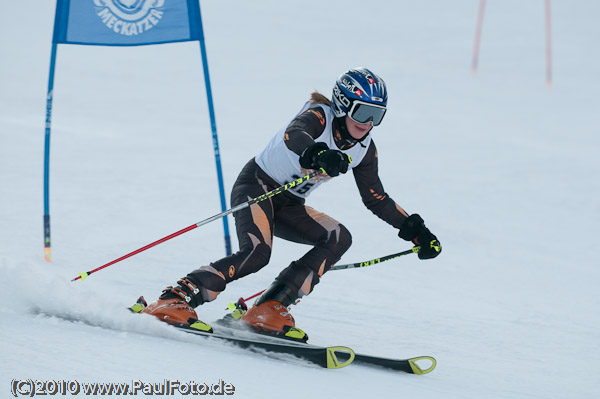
[225,289,266,311]
[72,169,324,282]
[472,0,486,75]
[242,290,265,302]
[545,0,553,87]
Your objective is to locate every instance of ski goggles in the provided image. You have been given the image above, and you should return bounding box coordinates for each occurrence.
[348,100,387,126]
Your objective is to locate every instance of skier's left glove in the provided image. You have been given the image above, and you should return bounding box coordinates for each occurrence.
[398,214,442,260]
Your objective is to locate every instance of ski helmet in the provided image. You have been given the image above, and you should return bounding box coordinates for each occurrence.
[331,67,388,126]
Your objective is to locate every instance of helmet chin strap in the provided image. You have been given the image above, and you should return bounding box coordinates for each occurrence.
[334,117,369,148]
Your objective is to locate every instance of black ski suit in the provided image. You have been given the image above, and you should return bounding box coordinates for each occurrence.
[185,99,409,303]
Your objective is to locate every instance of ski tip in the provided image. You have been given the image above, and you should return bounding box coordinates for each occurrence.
[408,356,437,375]
[326,346,355,369]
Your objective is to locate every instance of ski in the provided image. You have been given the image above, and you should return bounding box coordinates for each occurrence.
[171,323,355,369]
[353,353,436,375]
[214,323,436,375]
[221,299,437,374]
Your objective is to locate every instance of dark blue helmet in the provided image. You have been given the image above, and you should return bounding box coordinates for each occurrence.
[331,67,388,126]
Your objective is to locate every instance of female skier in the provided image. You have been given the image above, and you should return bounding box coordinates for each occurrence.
[139,67,442,341]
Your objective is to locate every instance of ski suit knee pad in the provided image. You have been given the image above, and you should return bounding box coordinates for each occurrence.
[333,224,352,258]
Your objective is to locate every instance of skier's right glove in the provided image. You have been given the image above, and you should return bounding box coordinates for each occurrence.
[299,142,350,177]
[398,214,442,260]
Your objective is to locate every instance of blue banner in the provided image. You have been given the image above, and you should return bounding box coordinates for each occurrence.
[53,0,203,46]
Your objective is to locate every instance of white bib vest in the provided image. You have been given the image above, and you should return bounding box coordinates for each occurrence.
[255,102,371,198]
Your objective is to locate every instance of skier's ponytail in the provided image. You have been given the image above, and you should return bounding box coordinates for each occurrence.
[310,91,331,106]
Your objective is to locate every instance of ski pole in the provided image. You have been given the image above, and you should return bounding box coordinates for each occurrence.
[71,168,325,282]
[328,247,419,271]
[227,247,420,309]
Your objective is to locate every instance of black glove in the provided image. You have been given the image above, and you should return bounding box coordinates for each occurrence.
[398,214,442,260]
[299,142,350,177]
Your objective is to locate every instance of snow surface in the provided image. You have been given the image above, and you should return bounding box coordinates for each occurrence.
[1,0,599,398]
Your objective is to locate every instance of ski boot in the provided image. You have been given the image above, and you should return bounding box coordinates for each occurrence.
[131,278,213,333]
[240,282,308,343]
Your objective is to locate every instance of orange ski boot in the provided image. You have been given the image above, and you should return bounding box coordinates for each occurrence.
[241,282,308,342]
[133,278,212,332]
